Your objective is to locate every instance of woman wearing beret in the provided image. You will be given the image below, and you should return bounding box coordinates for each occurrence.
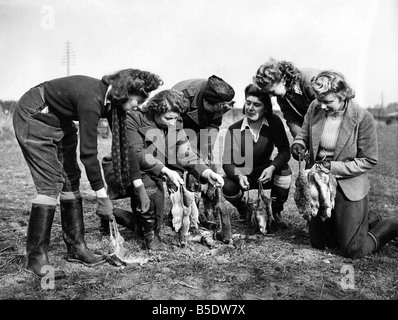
[104,89,224,250]
[253,58,319,138]
[13,69,162,278]
[291,70,398,259]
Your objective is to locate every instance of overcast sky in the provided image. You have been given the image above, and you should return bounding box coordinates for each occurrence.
[0,0,397,108]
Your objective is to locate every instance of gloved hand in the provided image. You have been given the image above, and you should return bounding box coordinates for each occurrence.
[96,197,114,221]
[291,143,307,161]
[134,184,150,213]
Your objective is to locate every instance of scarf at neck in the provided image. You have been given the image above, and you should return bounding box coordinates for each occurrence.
[111,105,131,196]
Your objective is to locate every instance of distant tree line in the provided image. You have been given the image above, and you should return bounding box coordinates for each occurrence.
[368,102,398,124]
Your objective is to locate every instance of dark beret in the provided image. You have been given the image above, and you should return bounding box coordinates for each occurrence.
[202,75,235,104]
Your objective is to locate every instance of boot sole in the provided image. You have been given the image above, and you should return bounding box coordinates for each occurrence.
[66,257,107,267]
[25,268,67,280]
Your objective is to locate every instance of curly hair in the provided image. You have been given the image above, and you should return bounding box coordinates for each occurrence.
[147,89,189,115]
[253,58,301,92]
[102,69,163,105]
[311,70,355,100]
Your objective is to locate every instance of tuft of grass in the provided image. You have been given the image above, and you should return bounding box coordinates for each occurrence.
[0,110,16,141]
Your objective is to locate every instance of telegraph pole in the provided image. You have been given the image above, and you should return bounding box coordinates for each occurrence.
[62,41,75,76]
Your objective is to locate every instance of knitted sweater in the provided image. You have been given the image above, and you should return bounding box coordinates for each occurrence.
[223,113,291,180]
[43,75,110,191]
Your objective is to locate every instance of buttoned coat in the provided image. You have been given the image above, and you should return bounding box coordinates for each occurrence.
[293,99,378,201]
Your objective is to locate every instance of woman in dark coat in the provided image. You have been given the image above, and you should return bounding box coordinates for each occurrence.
[104,89,224,250]
[13,69,162,278]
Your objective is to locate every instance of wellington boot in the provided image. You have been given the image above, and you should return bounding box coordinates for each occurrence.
[144,231,167,251]
[271,212,289,230]
[26,203,66,279]
[368,210,383,230]
[61,199,105,266]
[113,208,143,238]
[370,217,398,250]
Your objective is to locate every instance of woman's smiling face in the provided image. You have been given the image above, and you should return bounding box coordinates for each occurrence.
[244,96,265,121]
[317,93,345,114]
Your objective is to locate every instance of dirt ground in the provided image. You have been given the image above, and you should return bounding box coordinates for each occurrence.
[1,124,398,302]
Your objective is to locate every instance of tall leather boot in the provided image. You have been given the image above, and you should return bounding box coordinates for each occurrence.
[26,203,66,279]
[369,217,398,251]
[271,211,289,230]
[60,198,105,266]
[140,193,167,251]
[368,210,383,230]
[113,208,143,238]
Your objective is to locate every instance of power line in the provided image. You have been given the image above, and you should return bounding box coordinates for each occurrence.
[61,41,76,76]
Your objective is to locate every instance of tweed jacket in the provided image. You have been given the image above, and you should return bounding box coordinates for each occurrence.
[125,109,209,182]
[293,99,378,201]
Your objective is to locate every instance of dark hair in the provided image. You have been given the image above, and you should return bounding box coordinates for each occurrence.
[253,58,301,92]
[147,89,188,115]
[244,83,273,117]
[102,69,163,105]
[311,70,355,100]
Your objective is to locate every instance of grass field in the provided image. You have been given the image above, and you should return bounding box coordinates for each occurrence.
[0,110,397,303]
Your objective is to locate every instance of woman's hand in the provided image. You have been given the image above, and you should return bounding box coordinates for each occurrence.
[161,167,184,187]
[201,169,224,187]
[238,175,250,190]
[258,165,275,184]
[291,143,307,161]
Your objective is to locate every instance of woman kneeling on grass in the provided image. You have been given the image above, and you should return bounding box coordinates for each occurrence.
[103,89,224,250]
[291,70,398,259]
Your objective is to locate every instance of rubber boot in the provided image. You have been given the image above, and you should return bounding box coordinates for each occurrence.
[369,217,398,251]
[60,198,105,266]
[272,212,289,230]
[113,208,144,239]
[368,210,383,230]
[26,203,66,279]
[140,193,167,251]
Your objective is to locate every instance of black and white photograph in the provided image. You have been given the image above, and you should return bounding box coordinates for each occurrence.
[0,0,397,306]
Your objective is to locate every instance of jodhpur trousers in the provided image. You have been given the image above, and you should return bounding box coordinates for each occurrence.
[13,86,81,198]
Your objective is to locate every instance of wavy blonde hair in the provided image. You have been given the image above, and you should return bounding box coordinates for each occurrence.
[311,70,355,100]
